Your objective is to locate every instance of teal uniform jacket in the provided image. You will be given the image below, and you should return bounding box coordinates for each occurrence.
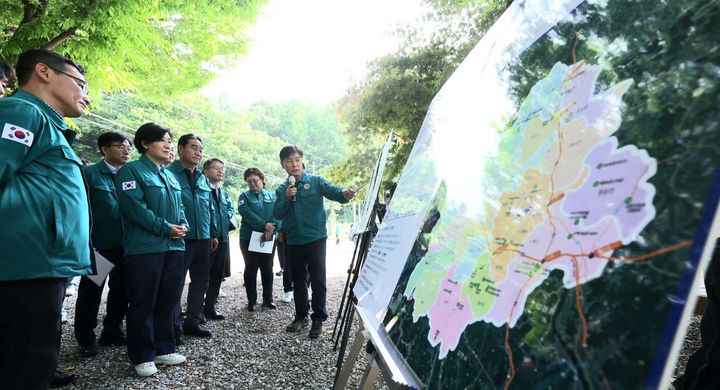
[210,186,235,243]
[0,90,92,281]
[238,188,282,241]
[168,161,217,240]
[116,154,187,256]
[273,173,347,245]
[85,161,123,250]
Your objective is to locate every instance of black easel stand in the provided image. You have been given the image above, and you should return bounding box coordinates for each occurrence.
[332,200,383,383]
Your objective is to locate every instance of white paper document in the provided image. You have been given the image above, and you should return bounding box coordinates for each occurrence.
[87,251,115,287]
[248,231,275,254]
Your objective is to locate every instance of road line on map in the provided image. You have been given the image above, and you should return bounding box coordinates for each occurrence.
[570,256,589,347]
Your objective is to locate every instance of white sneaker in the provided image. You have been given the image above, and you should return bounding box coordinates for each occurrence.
[134,362,158,377]
[281,291,294,303]
[154,353,186,365]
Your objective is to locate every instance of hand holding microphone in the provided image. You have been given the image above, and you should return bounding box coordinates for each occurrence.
[286,176,297,202]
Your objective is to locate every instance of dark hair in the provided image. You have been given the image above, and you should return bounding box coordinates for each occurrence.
[133,123,171,154]
[0,59,13,81]
[243,167,266,185]
[97,131,130,155]
[178,133,203,147]
[279,145,303,160]
[15,49,84,87]
[203,158,224,171]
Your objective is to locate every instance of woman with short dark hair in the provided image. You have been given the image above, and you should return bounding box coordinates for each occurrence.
[238,167,282,311]
[116,122,188,377]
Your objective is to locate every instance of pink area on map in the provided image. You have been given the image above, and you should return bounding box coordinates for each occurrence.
[483,255,543,327]
[537,202,616,288]
[427,265,475,359]
[563,137,656,240]
[483,202,618,327]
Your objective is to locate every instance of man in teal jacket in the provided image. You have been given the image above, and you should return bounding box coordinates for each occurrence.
[274,145,355,339]
[0,49,93,388]
[169,134,218,340]
[74,131,132,358]
[202,157,235,320]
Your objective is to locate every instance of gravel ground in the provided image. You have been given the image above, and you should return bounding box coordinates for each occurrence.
[57,240,387,389]
[56,237,705,389]
[673,315,702,380]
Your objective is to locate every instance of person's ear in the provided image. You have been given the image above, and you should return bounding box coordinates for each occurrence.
[35,63,52,84]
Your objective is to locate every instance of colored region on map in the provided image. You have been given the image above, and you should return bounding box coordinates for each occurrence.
[401,61,657,355]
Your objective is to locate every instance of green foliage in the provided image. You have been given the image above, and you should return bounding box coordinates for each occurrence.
[329,0,509,189]
[248,100,348,165]
[0,0,265,97]
[73,93,289,197]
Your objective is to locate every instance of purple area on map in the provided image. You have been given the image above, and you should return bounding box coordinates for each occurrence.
[484,201,618,326]
[427,265,475,358]
[563,137,655,240]
[561,64,609,125]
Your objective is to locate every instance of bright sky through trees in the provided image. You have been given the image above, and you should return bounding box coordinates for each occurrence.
[203,0,426,108]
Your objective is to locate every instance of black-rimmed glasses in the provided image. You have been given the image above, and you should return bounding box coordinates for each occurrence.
[49,66,88,94]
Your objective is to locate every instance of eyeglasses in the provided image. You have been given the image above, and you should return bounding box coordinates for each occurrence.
[48,66,88,94]
[110,144,132,152]
[208,166,225,172]
[246,178,262,185]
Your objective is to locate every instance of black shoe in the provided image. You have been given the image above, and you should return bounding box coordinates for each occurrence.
[204,311,225,320]
[286,318,309,333]
[98,330,127,346]
[182,323,212,338]
[174,326,184,346]
[309,320,323,339]
[247,303,257,312]
[49,369,76,388]
[78,342,99,358]
[262,301,277,310]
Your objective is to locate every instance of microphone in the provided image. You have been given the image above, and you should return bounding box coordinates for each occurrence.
[288,176,296,202]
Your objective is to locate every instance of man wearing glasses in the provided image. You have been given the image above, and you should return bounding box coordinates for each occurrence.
[202,158,235,320]
[0,49,93,388]
[74,132,132,358]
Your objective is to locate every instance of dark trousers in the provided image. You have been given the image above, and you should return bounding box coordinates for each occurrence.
[0,278,65,389]
[74,247,127,346]
[288,238,327,322]
[223,242,231,278]
[240,238,274,304]
[277,240,294,293]
[175,239,211,327]
[125,251,183,365]
[678,241,720,389]
[204,241,228,312]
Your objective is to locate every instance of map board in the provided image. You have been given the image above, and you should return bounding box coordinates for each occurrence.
[351,131,393,237]
[354,0,720,388]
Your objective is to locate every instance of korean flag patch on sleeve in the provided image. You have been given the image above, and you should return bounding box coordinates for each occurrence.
[2,123,34,147]
[122,181,137,191]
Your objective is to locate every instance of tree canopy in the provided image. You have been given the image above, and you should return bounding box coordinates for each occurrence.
[0,0,265,96]
[327,0,510,189]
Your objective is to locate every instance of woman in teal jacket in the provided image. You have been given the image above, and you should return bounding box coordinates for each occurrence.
[116,123,188,377]
[238,167,282,311]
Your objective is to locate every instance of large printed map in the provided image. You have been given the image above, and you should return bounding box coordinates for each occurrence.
[375,0,720,388]
[404,61,656,359]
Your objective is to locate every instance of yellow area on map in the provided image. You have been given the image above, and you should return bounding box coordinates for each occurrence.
[490,169,551,281]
